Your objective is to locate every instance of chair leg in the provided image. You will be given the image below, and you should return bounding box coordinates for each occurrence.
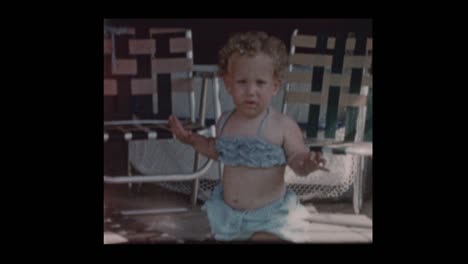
[353,156,364,214]
[190,178,199,207]
[190,151,200,207]
[127,140,142,193]
[127,160,142,194]
[127,159,133,191]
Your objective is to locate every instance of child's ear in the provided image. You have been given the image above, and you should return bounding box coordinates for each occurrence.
[223,75,232,94]
[272,77,281,95]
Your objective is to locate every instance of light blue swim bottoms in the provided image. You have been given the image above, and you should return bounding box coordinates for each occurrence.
[201,184,312,242]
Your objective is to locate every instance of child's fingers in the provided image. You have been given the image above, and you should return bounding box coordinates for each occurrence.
[305,152,327,169]
[312,151,326,166]
[169,115,192,141]
[313,152,329,171]
[168,115,175,130]
[317,154,326,166]
[169,115,184,133]
[318,166,330,172]
[169,116,181,135]
[319,157,326,166]
[169,115,180,128]
[168,115,176,128]
[307,152,318,164]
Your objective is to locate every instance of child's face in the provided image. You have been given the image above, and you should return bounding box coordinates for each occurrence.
[224,52,281,118]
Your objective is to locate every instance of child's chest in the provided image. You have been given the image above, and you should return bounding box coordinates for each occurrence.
[222,116,284,146]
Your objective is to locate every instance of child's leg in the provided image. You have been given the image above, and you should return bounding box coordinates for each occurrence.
[250,232,286,242]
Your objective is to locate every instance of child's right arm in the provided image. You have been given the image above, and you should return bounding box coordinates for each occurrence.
[168,115,219,160]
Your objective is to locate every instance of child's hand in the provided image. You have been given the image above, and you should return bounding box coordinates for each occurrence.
[300,151,327,171]
[290,151,328,176]
[168,115,193,145]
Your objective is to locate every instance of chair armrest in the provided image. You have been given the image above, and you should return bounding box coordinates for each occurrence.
[322,142,372,157]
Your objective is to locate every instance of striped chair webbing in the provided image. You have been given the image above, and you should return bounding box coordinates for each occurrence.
[286,33,341,139]
[342,34,372,142]
[104,27,194,121]
[285,31,372,142]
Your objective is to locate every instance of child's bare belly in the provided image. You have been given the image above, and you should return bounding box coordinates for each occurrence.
[222,166,286,210]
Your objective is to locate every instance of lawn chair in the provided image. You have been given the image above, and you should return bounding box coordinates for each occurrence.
[103,25,219,215]
[282,29,372,213]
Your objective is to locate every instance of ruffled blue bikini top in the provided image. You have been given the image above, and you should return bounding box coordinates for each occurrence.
[215,107,287,168]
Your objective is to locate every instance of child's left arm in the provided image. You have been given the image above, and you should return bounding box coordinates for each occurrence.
[282,116,327,176]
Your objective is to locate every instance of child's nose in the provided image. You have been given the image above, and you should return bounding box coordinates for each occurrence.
[246,84,257,94]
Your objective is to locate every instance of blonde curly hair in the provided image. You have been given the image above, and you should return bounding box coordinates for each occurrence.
[218,31,288,79]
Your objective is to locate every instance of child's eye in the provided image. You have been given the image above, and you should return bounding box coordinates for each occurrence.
[236,80,247,84]
[256,80,266,85]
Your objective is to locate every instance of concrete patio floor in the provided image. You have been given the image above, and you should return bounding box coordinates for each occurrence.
[104,183,372,244]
